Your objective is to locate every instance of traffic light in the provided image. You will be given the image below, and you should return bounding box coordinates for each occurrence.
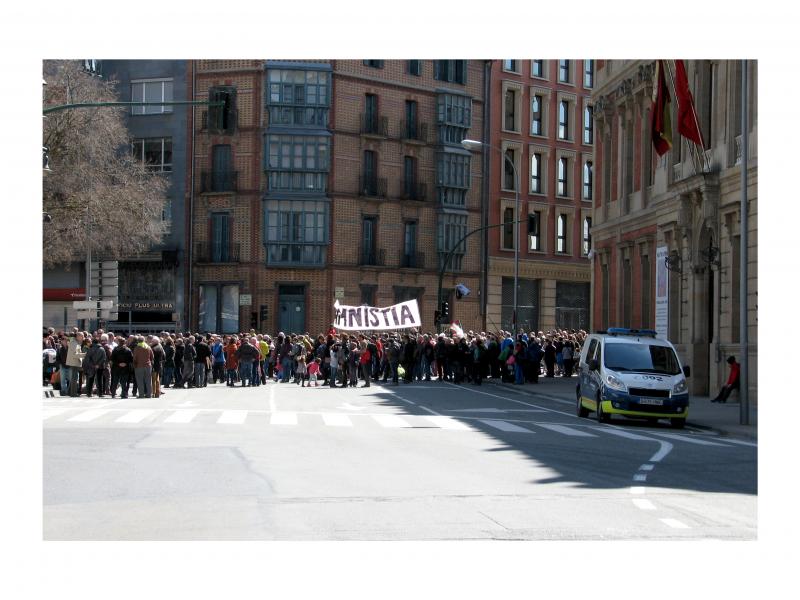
[441,301,450,323]
[259,304,268,323]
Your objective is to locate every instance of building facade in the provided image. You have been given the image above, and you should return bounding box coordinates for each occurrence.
[484,59,594,333]
[590,59,758,399]
[188,60,487,335]
[43,60,190,332]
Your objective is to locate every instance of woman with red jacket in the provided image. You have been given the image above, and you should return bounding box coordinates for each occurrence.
[224,337,240,387]
[712,356,740,403]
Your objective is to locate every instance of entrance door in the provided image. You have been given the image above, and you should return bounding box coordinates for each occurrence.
[278,285,305,334]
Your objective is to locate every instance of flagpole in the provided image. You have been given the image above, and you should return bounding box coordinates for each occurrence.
[664,60,704,175]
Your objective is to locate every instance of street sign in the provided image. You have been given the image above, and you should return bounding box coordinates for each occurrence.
[335,287,345,299]
[73,300,114,310]
[90,261,118,270]
[239,294,252,306]
[89,285,119,298]
[76,309,98,319]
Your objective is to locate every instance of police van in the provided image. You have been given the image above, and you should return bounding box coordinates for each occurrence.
[576,328,691,428]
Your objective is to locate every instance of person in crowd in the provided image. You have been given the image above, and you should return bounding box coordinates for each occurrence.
[56,335,70,396]
[179,335,196,388]
[210,336,226,384]
[224,336,240,386]
[110,336,133,398]
[472,336,487,386]
[712,356,741,403]
[295,355,308,387]
[328,339,341,388]
[132,336,154,398]
[308,358,321,387]
[235,336,260,387]
[162,337,175,388]
[543,338,556,378]
[359,340,372,388]
[194,335,210,388]
[150,336,165,397]
[83,334,108,397]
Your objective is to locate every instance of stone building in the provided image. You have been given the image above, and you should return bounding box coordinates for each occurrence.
[590,59,757,399]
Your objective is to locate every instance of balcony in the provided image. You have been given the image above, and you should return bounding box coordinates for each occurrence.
[360,113,389,137]
[200,170,238,193]
[401,120,428,143]
[400,180,427,201]
[194,241,241,263]
[360,248,385,267]
[359,176,387,198]
[400,252,425,269]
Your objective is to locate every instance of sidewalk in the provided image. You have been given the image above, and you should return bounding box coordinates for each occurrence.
[492,375,757,441]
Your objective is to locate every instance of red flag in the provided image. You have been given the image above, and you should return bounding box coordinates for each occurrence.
[674,59,704,147]
[650,60,672,156]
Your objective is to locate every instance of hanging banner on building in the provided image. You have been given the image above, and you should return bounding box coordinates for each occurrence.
[333,299,421,331]
[655,245,669,339]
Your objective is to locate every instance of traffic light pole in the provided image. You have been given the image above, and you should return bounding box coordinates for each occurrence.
[436,218,525,330]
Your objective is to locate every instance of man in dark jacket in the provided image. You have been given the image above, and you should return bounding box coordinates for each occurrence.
[235,338,260,386]
[471,337,488,385]
[544,339,556,378]
[110,338,133,398]
[84,336,108,397]
[194,335,211,388]
[150,337,165,397]
[401,334,416,384]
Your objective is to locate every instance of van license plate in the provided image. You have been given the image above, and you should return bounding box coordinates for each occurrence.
[638,398,664,406]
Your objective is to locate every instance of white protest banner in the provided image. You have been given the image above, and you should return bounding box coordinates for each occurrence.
[655,245,669,339]
[333,299,421,331]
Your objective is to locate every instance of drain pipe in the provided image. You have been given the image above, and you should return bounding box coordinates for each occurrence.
[187,61,196,331]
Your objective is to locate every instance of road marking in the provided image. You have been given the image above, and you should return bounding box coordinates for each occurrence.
[630,487,647,494]
[633,474,648,482]
[43,408,71,420]
[649,432,731,447]
[534,423,597,437]
[164,409,200,424]
[217,410,248,424]
[480,420,534,434]
[649,441,674,463]
[67,409,113,422]
[632,499,657,510]
[322,413,353,427]
[639,464,655,471]
[115,409,157,424]
[591,427,656,441]
[424,416,474,431]
[448,383,577,419]
[372,414,412,428]
[270,412,298,425]
[660,518,691,529]
[711,438,757,448]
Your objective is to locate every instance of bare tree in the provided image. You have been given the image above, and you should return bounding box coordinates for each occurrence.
[43,60,168,268]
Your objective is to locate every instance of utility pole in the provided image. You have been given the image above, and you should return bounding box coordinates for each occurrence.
[739,60,749,426]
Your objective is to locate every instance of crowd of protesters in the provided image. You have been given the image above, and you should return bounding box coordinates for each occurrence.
[42,325,589,396]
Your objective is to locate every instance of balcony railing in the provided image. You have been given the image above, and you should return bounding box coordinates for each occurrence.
[360,248,385,267]
[400,180,427,201]
[401,120,428,143]
[200,170,238,193]
[360,113,389,137]
[400,251,425,269]
[195,241,241,263]
[359,176,387,198]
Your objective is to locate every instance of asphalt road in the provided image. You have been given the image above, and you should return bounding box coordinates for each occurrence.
[42,378,757,540]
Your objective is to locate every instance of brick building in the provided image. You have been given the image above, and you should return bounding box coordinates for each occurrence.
[590,60,758,399]
[188,60,487,335]
[482,60,594,333]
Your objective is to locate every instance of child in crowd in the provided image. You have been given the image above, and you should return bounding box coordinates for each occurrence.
[295,355,308,387]
[308,358,321,387]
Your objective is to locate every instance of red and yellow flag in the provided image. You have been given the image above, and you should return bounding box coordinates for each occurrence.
[651,59,672,156]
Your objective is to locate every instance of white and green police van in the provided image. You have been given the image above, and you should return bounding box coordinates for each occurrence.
[576,328,691,429]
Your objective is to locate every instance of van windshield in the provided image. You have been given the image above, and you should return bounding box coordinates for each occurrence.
[604,343,681,375]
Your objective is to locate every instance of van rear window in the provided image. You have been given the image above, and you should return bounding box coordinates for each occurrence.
[604,343,681,375]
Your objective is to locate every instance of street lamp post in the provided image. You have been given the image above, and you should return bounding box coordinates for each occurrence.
[461,139,519,333]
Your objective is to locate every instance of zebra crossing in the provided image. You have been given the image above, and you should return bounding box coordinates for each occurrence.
[39,405,750,448]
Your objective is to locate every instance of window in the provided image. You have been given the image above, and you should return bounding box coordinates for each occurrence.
[437,213,468,271]
[210,145,234,192]
[558,100,570,140]
[503,207,515,250]
[584,104,594,144]
[504,88,517,131]
[208,86,236,134]
[502,277,539,331]
[364,93,380,134]
[530,153,542,193]
[503,148,516,190]
[557,214,568,253]
[528,211,541,251]
[264,199,329,266]
[363,150,378,195]
[582,217,592,256]
[583,161,593,200]
[437,152,471,190]
[435,60,467,84]
[360,285,377,306]
[408,60,422,76]
[362,217,378,265]
[265,134,330,193]
[266,68,330,127]
[532,60,544,78]
[531,94,543,136]
[559,60,571,83]
[132,138,172,172]
[641,252,651,328]
[403,156,418,198]
[403,221,418,262]
[622,257,632,326]
[584,60,594,88]
[503,60,518,72]
[131,79,173,115]
[405,100,418,139]
[557,157,569,197]
[437,93,472,145]
[210,212,231,263]
[364,60,384,69]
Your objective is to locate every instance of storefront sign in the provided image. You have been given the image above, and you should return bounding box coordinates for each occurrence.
[43,288,86,301]
[333,299,421,331]
[116,302,175,311]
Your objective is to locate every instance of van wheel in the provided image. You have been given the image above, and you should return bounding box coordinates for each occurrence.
[670,418,685,429]
[577,390,589,418]
[596,396,611,424]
